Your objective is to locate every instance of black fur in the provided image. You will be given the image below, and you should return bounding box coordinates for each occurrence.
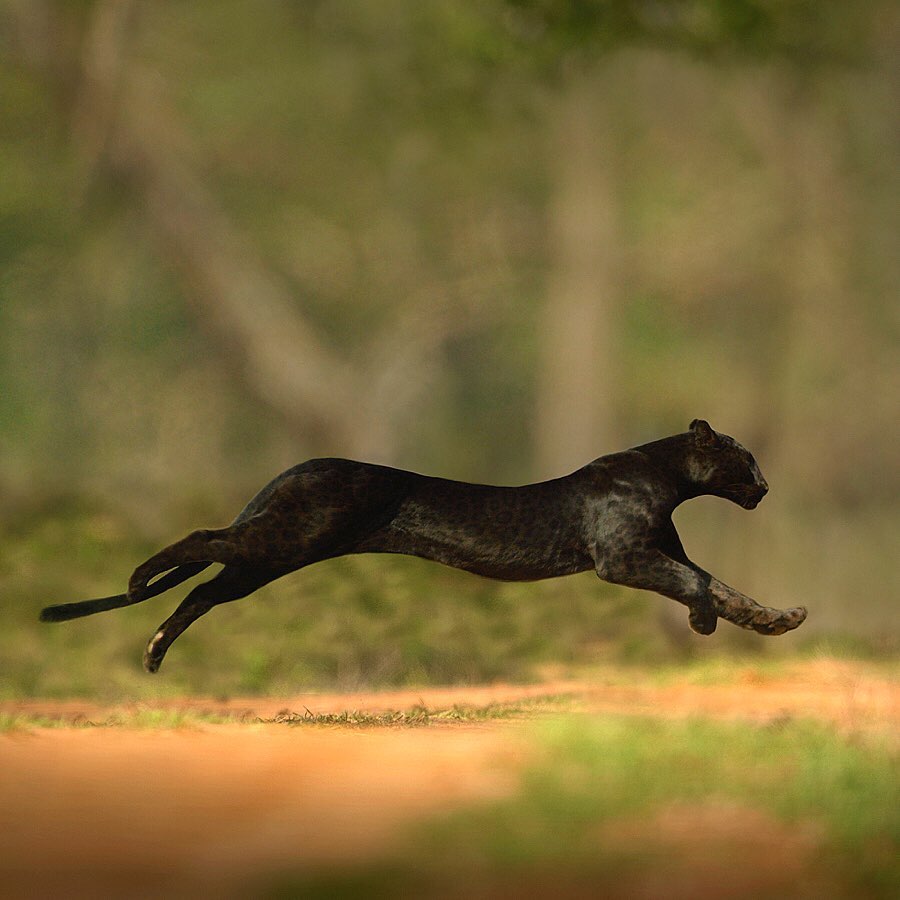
[41,420,807,672]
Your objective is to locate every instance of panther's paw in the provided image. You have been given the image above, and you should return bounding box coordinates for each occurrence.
[755,606,808,636]
[688,604,718,635]
[784,606,808,630]
[142,630,166,673]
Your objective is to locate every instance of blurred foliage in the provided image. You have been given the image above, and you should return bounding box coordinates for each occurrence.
[0,511,889,698]
[0,0,897,682]
[0,509,664,698]
[423,716,899,896]
[276,715,899,898]
[504,0,883,68]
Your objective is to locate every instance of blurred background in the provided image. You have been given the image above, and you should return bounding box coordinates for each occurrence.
[1,0,897,696]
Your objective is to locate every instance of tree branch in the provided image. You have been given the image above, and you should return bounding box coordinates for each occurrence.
[61,1,473,459]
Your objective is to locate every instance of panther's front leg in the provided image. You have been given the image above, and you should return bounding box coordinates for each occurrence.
[595,547,807,636]
[595,549,718,635]
[654,524,808,636]
[704,576,808,635]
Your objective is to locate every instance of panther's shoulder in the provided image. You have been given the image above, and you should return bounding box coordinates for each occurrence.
[577,448,679,495]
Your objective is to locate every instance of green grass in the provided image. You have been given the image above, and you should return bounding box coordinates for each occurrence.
[276,714,900,899]
[0,695,575,732]
[445,716,897,856]
[2,512,894,700]
[0,709,243,732]
[271,695,576,727]
[0,513,663,699]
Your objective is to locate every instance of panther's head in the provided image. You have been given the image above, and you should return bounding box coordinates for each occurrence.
[685,419,768,509]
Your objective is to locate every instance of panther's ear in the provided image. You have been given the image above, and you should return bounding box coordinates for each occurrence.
[690,419,718,446]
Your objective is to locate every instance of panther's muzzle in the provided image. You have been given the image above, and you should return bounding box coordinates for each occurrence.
[725,481,768,509]
[740,482,768,509]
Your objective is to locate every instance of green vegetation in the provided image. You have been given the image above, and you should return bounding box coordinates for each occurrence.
[436,716,898,862]
[278,714,900,898]
[0,708,238,732]
[0,695,573,732]
[271,695,575,727]
[4,510,893,699]
[0,7,894,896]
[0,0,896,658]
[1,510,662,699]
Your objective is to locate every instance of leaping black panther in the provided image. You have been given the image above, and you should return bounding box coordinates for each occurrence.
[41,419,807,672]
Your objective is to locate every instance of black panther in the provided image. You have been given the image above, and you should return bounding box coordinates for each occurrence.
[41,419,807,672]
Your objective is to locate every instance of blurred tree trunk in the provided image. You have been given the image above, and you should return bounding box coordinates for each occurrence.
[768,80,854,498]
[534,75,620,476]
[14,0,471,464]
[124,128,467,461]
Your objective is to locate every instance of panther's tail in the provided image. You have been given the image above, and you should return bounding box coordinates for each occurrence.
[40,593,131,622]
[40,561,212,622]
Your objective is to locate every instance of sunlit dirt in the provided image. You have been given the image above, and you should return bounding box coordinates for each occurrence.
[1,661,895,897]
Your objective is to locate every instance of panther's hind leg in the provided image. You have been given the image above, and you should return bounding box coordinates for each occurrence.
[143,565,285,673]
[128,524,256,603]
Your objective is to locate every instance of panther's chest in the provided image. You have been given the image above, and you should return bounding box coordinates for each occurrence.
[581,475,676,533]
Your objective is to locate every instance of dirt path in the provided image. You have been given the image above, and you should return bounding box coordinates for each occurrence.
[3,658,896,730]
[1,660,896,898]
[0,725,521,898]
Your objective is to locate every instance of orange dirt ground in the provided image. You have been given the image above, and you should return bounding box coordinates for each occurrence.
[0,660,896,898]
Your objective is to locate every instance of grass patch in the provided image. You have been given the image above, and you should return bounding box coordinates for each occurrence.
[420,715,899,896]
[4,513,895,699]
[0,695,575,731]
[1,517,661,699]
[275,714,899,898]
[0,709,244,732]
[0,713,72,732]
[97,709,249,729]
[270,695,575,727]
